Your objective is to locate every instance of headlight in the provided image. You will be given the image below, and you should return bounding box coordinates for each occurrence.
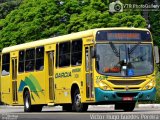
[98,81,111,90]
[143,80,155,90]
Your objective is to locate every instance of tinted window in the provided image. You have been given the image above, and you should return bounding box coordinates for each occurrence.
[25,48,35,71]
[56,44,59,67]
[71,40,82,66]
[19,50,25,73]
[59,42,70,67]
[96,44,153,76]
[2,53,10,76]
[36,47,44,71]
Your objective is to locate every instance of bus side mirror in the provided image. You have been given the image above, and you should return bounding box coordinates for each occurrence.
[154,46,159,64]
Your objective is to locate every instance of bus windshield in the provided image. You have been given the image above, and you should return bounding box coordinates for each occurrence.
[96,43,153,77]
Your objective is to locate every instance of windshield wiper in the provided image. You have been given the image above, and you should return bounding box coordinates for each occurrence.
[131,53,147,62]
[109,42,120,57]
[128,42,141,55]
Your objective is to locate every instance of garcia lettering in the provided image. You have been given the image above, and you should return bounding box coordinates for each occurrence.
[55,72,72,78]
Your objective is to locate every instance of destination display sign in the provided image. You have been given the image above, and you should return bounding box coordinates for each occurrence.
[96,30,151,41]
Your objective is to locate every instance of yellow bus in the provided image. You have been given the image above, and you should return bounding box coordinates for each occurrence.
[0,27,159,112]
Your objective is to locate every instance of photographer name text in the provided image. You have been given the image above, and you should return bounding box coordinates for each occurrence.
[90,114,160,120]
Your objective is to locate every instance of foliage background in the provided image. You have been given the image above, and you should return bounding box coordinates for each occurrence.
[0,0,147,49]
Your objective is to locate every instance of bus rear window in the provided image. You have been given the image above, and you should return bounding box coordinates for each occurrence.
[96,30,151,41]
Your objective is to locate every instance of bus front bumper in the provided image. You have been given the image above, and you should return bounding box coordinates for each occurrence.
[95,87,156,102]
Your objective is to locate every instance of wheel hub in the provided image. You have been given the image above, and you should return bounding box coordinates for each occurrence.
[75,94,81,107]
[25,97,29,109]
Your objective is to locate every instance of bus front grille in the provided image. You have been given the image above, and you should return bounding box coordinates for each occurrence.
[108,80,145,86]
[116,92,139,97]
[114,87,140,90]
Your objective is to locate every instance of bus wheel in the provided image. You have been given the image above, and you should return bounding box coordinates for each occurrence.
[24,91,43,112]
[24,91,32,112]
[122,102,136,112]
[72,89,88,112]
[115,102,136,112]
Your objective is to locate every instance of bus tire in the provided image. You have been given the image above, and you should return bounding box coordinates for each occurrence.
[72,89,88,112]
[122,102,135,112]
[115,102,135,112]
[24,91,43,112]
[24,91,33,112]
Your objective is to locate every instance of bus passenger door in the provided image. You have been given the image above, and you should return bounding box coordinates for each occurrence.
[48,51,55,102]
[85,46,94,100]
[0,54,1,103]
[12,58,18,104]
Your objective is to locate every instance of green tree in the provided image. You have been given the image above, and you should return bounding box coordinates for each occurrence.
[121,0,144,4]
[149,11,160,46]
[0,0,23,31]
[0,0,22,19]
[0,0,146,49]
[148,0,160,47]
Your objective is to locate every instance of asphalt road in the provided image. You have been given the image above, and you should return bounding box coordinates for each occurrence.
[0,105,160,120]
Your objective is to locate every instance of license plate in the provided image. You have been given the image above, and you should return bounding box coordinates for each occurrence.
[123,97,133,101]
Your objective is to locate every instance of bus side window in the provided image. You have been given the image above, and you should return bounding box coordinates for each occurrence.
[36,46,44,71]
[56,44,59,67]
[18,50,25,73]
[59,42,70,67]
[25,48,35,72]
[2,53,10,76]
[71,39,82,66]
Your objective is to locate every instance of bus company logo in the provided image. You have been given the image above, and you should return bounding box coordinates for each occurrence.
[125,86,129,91]
[55,72,72,78]
[18,74,44,101]
[109,0,123,13]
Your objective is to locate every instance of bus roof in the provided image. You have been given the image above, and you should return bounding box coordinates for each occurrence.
[2,27,149,53]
